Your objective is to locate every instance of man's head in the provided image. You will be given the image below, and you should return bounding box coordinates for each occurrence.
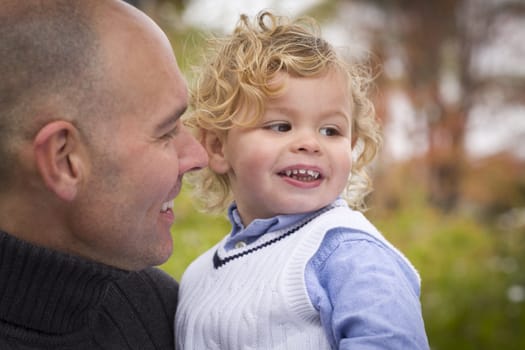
[0,0,208,270]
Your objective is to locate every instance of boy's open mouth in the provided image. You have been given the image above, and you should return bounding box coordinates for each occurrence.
[278,169,321,182]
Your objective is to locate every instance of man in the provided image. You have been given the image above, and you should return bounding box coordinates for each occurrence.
[0,0,208,349]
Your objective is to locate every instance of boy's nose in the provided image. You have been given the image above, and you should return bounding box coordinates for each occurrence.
[291,132,321,154]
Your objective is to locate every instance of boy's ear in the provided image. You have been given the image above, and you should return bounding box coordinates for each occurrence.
[202,130,230,174]
[33,120,86,201]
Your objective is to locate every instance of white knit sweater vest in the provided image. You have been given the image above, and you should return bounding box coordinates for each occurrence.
[175,204,416,350]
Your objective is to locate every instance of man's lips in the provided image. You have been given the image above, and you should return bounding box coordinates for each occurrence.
[161,178,182,213]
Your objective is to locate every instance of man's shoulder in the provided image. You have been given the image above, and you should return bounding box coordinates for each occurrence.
[119,267,179,289]
[108,267,179,308]
[93,267,178,349]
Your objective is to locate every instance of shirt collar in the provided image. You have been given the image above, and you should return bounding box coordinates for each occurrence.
[225,201,327,250]
[227,203,291,238]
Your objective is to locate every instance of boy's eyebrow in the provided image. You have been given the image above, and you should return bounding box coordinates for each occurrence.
[156,105,188,131]
[268,105,351,120]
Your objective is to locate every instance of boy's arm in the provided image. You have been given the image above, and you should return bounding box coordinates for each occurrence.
[306,228,430,350]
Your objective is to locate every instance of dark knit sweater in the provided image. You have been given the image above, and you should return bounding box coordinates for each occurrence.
[0,230,178,349]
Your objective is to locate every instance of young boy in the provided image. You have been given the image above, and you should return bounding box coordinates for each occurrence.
[175,11,429,350]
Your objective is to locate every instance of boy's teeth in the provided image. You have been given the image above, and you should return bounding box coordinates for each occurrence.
[283,169,320,179]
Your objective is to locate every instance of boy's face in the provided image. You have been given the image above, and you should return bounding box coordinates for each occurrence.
[210,70,353,225]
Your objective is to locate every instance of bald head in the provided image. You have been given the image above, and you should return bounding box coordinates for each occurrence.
[93,0,184,120]
[0,0,176,189]
[0,1,101,184]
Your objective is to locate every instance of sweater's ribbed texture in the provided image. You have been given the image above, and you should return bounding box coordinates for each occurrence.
[175,206,342,350]
[0,230,178,349]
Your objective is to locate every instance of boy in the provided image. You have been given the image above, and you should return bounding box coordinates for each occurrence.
[175,11,429,350]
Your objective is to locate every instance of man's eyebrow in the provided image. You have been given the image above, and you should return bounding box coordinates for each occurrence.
[156,105,187,131]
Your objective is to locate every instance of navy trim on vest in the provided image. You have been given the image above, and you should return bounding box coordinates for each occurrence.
[213,206,337,269]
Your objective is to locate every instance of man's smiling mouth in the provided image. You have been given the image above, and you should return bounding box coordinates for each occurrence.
[160,200,174,213]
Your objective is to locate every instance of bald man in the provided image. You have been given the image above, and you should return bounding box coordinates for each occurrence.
[0,0,208,348]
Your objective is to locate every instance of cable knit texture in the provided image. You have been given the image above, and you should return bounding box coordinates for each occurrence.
[177,206,339,349]
[0,230,178,349]
[175,203,422,350]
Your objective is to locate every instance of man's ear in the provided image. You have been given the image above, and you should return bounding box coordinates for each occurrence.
[202,130,230,174]
[33,121,86,201]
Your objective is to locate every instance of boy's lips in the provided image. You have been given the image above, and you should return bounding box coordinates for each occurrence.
[277,166,324,182]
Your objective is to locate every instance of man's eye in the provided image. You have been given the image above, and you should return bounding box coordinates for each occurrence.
[320,127,340,136]
[265,123,291,132]
[161,127,178,140]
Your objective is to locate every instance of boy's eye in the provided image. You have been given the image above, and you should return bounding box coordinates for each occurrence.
[320,126,340,136]
[264,122,291,132]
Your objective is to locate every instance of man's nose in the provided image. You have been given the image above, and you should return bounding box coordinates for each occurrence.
[179,129,209,173]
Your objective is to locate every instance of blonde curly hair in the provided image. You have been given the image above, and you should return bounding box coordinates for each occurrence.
[185,10,382,214]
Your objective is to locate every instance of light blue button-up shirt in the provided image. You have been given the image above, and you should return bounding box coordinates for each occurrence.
[224,199,430,349]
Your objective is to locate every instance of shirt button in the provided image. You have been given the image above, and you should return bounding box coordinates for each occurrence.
[234,241,247,249]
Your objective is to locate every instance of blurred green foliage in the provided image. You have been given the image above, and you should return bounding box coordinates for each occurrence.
[370,188,525,349]
[162,183,525,349]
